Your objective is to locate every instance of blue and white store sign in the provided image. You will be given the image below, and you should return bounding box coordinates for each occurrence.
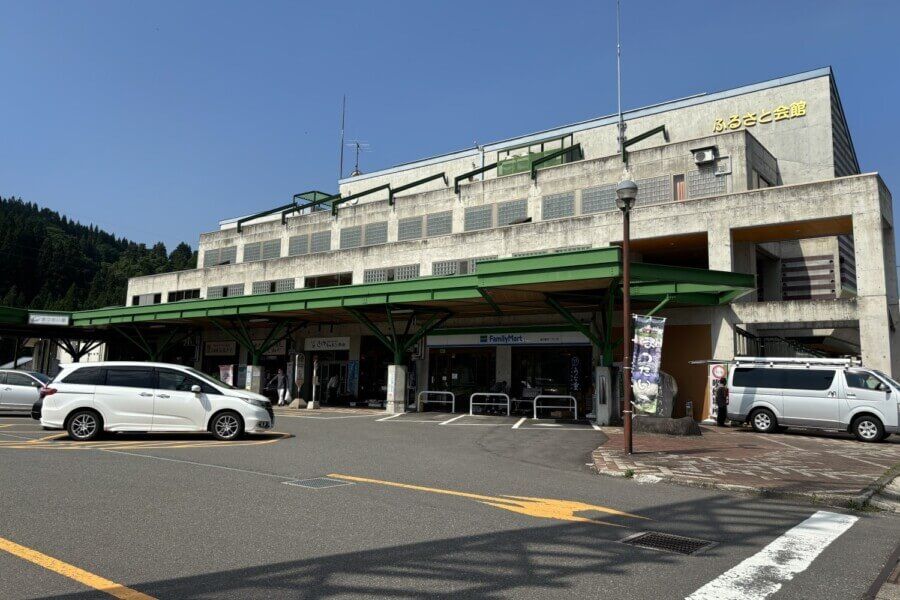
[426,331,590,347]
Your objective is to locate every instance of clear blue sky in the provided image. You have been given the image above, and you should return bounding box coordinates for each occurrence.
[1,0,898,251]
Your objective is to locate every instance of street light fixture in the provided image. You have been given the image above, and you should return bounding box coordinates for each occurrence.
[616,175,638,455]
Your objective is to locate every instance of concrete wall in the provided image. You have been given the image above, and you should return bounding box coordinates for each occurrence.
[336,71,836,202]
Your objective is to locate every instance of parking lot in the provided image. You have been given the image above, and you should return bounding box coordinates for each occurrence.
[1,408,899,599]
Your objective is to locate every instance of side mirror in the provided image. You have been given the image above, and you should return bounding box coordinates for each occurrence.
[191,384,202,394]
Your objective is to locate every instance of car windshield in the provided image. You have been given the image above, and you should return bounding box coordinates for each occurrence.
[874,370,900,390]
[185,367,236,390]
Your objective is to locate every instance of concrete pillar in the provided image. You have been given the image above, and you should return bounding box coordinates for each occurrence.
[853,209,898,375]
[707,222,733,272]
[385,364,407,414]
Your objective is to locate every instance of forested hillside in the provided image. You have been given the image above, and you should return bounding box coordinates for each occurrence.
[0,197,196,311]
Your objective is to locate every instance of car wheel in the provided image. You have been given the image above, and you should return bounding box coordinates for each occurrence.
[851,415,884,443]
[750,408,778,434]
[67,410,101,441]
[211,411,243,441]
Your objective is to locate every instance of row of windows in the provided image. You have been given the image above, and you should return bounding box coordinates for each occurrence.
[62,366,219,394]
[132,293,162,306]
[251,278,295,295]
[208,169,725,269]
[731,367,890,392]
[168,289,201,302]
[362,264,421,284]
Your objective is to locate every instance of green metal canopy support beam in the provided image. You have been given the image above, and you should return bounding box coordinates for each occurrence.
[346,307,451,365]
[388,172,448,205]
[113,325,189,362]
[645,295,673,317]
[621,125,669,165]
[530,144,582,181]
[237,202,296,234]
[209,318,305,366]
[282,192,340,224]
[454,163,498,194]
[545,296,604,349]
[57,339,104,363]
[478,288,503,316]
[332,184,391,216]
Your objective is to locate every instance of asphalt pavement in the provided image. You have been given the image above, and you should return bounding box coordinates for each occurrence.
[0,409,898,599]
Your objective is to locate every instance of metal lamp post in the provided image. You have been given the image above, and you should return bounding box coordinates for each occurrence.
[616,177,638,454]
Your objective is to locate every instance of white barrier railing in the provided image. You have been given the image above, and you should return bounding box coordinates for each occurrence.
[470,392,510,416]
[417,391,456,413]
[533,395,578,420]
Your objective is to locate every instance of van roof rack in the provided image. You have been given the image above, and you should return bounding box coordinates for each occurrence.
[733,356,862,368]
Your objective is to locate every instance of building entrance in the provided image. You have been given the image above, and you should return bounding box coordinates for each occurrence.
[427,347,496,412]
[511,346,592,416]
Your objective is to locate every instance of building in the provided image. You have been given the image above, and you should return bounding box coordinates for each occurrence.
[55,67,899,419]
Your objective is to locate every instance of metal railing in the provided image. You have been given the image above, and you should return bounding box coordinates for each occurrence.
[417,390,456,413]
[533,395,577,420]
[469,392,510,416]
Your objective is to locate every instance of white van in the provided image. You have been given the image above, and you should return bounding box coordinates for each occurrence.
[727,357,900,442]
[33,362,274,441]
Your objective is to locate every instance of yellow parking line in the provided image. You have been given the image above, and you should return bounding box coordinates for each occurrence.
[328,473,647,526]
[0,535,155,599]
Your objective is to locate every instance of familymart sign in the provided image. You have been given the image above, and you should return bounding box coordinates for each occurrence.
[427,331,590,347]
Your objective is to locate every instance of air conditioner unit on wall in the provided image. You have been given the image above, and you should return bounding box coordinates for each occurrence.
[693,148,716,164]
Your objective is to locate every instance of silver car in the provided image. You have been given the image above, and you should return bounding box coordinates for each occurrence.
[0,370,51,413]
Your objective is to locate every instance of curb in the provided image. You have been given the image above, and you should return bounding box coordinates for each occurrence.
[592,450,900,511]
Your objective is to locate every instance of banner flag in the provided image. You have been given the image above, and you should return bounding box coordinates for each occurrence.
[631,315,666,416]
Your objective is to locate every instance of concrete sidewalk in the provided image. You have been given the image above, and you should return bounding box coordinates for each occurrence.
[593,425,900,507]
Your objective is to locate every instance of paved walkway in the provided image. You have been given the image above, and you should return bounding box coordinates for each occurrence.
[593,425,900,502]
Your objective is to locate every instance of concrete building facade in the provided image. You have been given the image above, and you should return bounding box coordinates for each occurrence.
[123,67,898,418]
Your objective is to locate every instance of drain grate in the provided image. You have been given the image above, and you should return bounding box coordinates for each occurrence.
[620,531,715,555]
[283,477,354,489]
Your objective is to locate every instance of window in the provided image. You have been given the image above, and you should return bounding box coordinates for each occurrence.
[732,368,835,391]
[310,231,331,253]
[634,175,672,206]
[7,372,40,388]
[364,221,388,246]
[674,174,686,201]
[340,226,362,249]
[167,289,201,302]
[289,234,309,256]
[203,246,236,267]
[731,368,783,389]
[61,367,105,385]
[251,279,295,294]
[464,205,493,231]
[426,211,452,237]
[781,370,835,391]
[306,272,352,288]
[132,293,162,306]
[497,199,528,226]
[363,265,420,283]
[105,367,156,389]
[207,284,244,299]
[846,371,887,391]
[433,256,496,276]
[242,242,262,262]
[156,369,216,394]
[398,216,423,241]
[262,239,281,260]
[542,193,575,220]
[582,185,617,214]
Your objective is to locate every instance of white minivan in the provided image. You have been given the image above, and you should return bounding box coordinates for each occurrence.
[726,357,900,442]
[33,362,274,441]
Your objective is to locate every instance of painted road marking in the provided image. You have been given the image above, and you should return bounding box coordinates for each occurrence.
[328,473,647,526]
[686,510,858,600]
[376,413,403,422]
[438,415,466,426]
[0,432,291,451]
[512,418,526,429]
[591,422,602,431]
[0,535,155,600]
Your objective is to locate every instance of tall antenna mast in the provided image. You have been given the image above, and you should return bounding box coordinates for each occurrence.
[616,0,626,156]
[339,95,347,179]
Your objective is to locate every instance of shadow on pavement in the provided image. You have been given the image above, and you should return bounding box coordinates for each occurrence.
[42,494,820,599]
